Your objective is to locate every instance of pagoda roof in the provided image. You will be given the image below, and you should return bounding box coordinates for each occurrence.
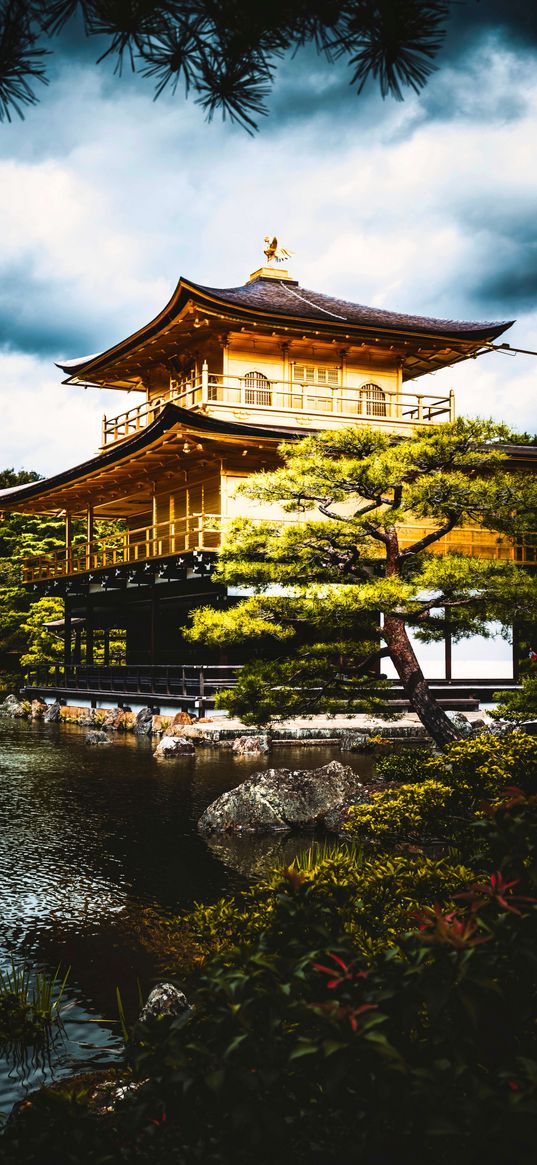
[0,404,297,515]
[57,273,513,387]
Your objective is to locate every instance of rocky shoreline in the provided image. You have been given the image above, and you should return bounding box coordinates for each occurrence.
[0,692,494,751]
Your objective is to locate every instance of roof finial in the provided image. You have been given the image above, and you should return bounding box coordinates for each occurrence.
[263,235,294,265]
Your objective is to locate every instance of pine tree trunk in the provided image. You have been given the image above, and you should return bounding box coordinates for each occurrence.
[383,613,461,749]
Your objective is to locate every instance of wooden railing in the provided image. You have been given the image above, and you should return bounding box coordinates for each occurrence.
[21,513,537,584]
[397,525,537,562]
[101,369,455,446]
[24,663,242,701]
[22,514,222,583]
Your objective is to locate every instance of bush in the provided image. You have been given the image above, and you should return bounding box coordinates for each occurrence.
[5,797,537,1164]
[491,673,537,721]
[345,732,537,845]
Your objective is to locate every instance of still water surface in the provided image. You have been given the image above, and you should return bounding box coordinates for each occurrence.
[0,719,373,1116]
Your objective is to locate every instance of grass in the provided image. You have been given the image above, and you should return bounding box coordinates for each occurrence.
[0,960,70,1050]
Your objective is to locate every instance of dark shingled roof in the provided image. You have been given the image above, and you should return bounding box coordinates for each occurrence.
[57,273,513,381]
[192,276,512,341]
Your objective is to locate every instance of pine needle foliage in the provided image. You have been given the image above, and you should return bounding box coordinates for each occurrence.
[188,420,537,747]
[1,1,453,130]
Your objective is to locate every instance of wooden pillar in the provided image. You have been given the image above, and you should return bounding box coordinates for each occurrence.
[86,506,94,571]
[150,588,159,666]
[512,620,520,683]
[73,625,82,665]
[64,605,72,667]
[152,487,157,558]
[86,604,94,665]
[444,614,452,682]
[104,627,110,668]
[65,512,73,575]
[201,359,209,405]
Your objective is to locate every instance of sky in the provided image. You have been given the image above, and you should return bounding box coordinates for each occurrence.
[1,2,537,476]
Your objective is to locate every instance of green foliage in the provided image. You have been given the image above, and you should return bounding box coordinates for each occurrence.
[345,731,537,844]
[5,794,537,1163]
[1,2,454,133]
[216,641,390,724]
[0,469,127,681]
[19,596,64,667]
[0,960,69,1050]
[492,673,537,721]
[375,743,436,782]
[177,844,475,970]
[188,421,537,743]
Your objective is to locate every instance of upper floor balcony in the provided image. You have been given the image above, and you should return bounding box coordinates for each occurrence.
[21,513,536,585]
[100,366,456,448]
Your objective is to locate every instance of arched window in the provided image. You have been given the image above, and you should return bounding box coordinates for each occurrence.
[244,371,272,407]
[362,382,386,417]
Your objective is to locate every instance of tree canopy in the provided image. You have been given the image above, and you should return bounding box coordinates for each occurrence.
[1,1,452,131]
[188,419,537,747]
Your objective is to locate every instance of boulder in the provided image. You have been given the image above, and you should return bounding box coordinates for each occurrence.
[77,710,95,727]
[163,711,196,736]
[154,735,195,758]
[30,699,47,720]
[198,760,366,835]
[232,734,271,756]
[134,706,154,735]
[446,711,474,737]
[340,732,369,752]
[85,730,111,746]
[138,982,190,1024]
[42,701,61,723]
[0,694,27,718]
[101,707,125,732]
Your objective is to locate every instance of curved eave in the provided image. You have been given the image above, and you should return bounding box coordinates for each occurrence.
[57,275,514,384]
[0,404,295,511]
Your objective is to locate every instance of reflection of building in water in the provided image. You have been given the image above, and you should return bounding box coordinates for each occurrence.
[0,252,535,710]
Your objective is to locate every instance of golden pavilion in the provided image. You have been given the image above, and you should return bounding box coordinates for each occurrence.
[0,252,532,711]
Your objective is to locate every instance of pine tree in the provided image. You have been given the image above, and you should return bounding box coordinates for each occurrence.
[188,419,537,747]
[0,2,451,131]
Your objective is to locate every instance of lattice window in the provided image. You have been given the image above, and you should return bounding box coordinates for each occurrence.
[363,382,387,417]
[244,371,272,406]
[293,364,339,386]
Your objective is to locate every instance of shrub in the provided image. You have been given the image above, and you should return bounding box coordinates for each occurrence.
[5,799,537,1164]
[491,673,537,721]
[345,733,537,846]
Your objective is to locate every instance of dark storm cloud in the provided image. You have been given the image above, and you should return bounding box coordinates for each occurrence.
[445,0,537,56]
[0,262,114,358]
[446,203,537,314]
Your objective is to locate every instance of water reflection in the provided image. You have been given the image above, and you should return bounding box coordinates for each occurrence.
[0,720,373,1114]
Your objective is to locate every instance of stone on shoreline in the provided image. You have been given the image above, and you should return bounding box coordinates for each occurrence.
[198,760,367,835]
[0,693,27,718]
[134,706,154,735]
[42,701,61,723]
[340,732,369,752]
[154,735,195,758]
[138,982,191,1023]
[232,734,271,756]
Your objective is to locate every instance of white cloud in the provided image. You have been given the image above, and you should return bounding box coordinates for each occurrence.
[0,32,536,474]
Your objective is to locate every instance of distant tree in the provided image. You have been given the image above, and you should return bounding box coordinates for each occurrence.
[188,419,537,748]
[0,1,451,131]
[0,468,66,689]
[0,469,127,687]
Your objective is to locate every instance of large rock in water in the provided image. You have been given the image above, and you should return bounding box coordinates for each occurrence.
[154,735,195,758]
[198,760,367,835]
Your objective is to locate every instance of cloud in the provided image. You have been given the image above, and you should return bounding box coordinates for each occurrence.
[1,13,537,476]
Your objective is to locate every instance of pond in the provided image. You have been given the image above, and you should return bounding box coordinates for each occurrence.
[0,719,374,1118]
